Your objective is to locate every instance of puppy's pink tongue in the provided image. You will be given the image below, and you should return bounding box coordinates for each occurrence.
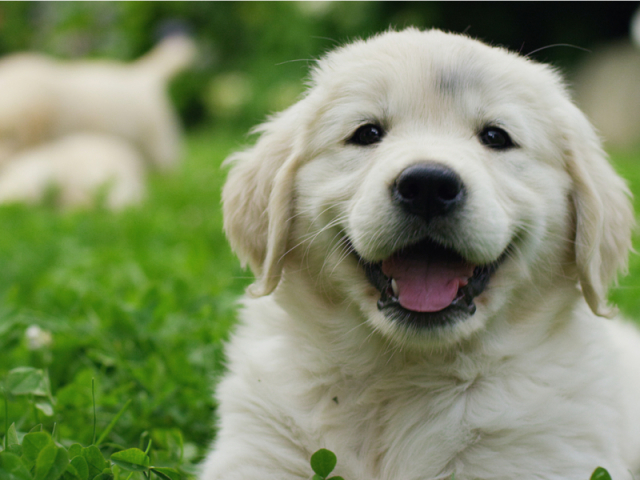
[381,254,474,312]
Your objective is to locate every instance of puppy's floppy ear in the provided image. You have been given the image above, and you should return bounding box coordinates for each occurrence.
[564,104,635,317]
[222,104,305,297]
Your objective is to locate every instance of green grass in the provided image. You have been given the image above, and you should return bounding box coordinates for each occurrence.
[0,127,638,480]
[0,125,251,469]
[607,151,640,315]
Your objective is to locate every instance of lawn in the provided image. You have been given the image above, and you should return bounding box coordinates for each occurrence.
[0,125,638,479]
[609,150,640,314]
[0,125,252,476]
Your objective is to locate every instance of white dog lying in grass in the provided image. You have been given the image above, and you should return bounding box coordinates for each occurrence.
[0,133,145,209]
[0,34,195,170]
[204,29,640,480]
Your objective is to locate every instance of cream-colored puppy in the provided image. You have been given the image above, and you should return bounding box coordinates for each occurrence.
[0,35,195,169]
[0,133,145,209]
[204,29,640,480]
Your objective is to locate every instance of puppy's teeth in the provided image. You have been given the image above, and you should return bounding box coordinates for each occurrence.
[391,278,399,297]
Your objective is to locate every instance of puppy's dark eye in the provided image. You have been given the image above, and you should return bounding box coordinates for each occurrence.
[349,123,385,146]
[479,126,515,150]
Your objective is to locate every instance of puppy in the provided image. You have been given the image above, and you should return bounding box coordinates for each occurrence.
[0,133,145,209]
[204,29,640,480]
[0,35,195,169]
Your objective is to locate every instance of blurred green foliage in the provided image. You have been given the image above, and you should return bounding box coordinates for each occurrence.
[0,126,248,462]
[0,2,636,129]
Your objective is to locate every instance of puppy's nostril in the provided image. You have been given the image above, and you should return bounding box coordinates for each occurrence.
[393,163,465,219]
[397,177,421,200]
[437,181,461,202]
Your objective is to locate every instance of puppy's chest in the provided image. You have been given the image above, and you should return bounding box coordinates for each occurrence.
[313,374,486,479]
[308,362,620,480]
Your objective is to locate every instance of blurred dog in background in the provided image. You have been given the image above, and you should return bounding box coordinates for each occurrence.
[0,133,145,210]
[574,7,640,150]
[0,34,195,209]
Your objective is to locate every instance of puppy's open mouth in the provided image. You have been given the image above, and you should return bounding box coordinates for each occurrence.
[353,238,508,329]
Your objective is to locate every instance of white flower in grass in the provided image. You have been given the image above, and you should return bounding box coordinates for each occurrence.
[25,325,53,350]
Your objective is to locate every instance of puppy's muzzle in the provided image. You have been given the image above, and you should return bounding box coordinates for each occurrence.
[353,162,508,329]
[393,163,466,220]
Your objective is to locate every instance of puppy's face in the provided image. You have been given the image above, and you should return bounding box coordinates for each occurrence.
[223,30,633,349]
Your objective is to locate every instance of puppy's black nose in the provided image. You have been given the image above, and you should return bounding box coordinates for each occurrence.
[393,164,466,219]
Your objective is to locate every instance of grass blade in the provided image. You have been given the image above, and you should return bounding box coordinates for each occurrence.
[91,379,96,446]
[95,399,132,446]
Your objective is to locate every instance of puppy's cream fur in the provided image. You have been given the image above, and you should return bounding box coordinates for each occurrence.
[204,29,640,480]
[0,133,145,209]
[0,35,194,169]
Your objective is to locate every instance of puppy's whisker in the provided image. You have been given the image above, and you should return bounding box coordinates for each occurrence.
[303,203,347,236]
[274,58,315,66]
[320,239,347,276]
[322,233,357,279]
[284,212,348,261]
[327,244,356,278]
[303,217,350,266]
[525,43,591,57]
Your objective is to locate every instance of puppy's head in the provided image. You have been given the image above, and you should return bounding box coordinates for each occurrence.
[223,29,634,347]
